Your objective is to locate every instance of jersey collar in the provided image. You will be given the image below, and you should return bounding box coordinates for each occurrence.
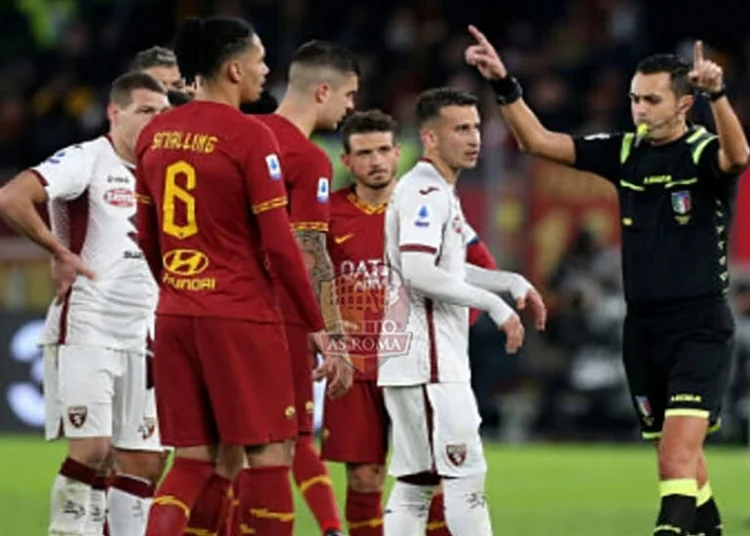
[347,185,387,215]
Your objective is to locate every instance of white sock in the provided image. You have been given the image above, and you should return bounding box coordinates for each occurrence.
[107,475,153,536]
[383,481,435,536]
[49,474,92,536]
[442,474,493,536]
[82,485,106,535]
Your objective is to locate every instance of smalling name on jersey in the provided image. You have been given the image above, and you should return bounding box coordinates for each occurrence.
[150,131,218,154]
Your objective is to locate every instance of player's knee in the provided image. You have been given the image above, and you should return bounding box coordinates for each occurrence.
[174,444,217,464]
[245,440,293,467]
[114,450,167,485]
[347,463,385,493]
[216,444,246,479]
[657,439,699,478]
[68,437,112,469]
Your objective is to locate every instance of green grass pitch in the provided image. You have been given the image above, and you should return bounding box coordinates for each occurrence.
[2,435,749,535]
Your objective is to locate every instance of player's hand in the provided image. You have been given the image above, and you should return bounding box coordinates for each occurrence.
[499,313,525,354]
[51,249,94,305]
[689,41,724,94]
[516,287,547,331]
[314,355,353,399]
[310,331,354,399]
[464,25,508,80]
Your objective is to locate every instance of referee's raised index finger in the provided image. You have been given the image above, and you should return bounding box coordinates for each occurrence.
[693,40,703,64]
[468,25,490,45]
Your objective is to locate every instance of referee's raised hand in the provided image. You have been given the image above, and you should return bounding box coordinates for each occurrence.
[464,25,507,80]
[689,41,724,93]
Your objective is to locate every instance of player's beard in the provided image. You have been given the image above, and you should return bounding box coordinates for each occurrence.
[361,170,395,190]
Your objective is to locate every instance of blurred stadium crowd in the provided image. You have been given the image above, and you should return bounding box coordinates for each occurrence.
[1,0,749,443]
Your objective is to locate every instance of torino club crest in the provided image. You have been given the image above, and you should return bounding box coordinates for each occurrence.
[323,258,412,374]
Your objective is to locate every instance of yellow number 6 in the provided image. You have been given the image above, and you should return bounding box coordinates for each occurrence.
[163,161,198,239]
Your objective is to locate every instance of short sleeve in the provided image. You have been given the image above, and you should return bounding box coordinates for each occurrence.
[572,132,624,182]
[397,186,450,255]
[288,149,331,233]
[696,136,736,181]
[32,144,94,201]
[242,120,289,216]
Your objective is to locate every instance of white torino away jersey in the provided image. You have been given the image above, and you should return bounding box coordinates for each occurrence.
[33,136,157,351]
[379,160,476,386]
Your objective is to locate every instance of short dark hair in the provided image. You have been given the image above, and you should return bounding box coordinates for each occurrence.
[291,40,361,78]
[109,72,166,107]
[415,87,479,126]
[174,16,256,84]
[341,109,398,153]
[128,46,177,72]
[635,54,693,96]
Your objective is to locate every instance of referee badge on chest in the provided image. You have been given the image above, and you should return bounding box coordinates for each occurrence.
[671,190,692,225]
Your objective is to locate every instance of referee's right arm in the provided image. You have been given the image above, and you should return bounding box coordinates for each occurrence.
[465,25,578,166]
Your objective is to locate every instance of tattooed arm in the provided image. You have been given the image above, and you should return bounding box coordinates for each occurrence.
[294,229,344,333]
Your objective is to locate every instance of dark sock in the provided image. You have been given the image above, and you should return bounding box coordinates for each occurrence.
[654,479,697,535]
[693,482,722,536]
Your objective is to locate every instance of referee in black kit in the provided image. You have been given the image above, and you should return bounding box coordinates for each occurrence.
[464,26,749,536]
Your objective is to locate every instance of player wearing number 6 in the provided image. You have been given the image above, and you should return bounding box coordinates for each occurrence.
[134,16,328,536]
[0,73,170,536]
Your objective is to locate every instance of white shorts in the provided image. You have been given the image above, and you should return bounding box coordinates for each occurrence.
[383,383,486,478]
[44,344,163,451]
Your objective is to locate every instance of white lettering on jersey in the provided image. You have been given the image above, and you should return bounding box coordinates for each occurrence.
[339,258,388,291]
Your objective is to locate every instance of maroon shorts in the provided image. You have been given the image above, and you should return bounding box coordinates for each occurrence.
[153,315,297,447]
[284,323,315,435]
[321,380,389,465]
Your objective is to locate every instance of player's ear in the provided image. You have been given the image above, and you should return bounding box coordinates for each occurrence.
[341,151,351,169]
[227,60,243,84]
[315,82,332,104]
[678,94,694,114]
[106,103,118,125]
[393,144,402,160]
[419,127,437,149]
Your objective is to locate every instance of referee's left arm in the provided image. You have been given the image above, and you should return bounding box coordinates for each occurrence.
[709,95,749,173]
[689,40,749,173]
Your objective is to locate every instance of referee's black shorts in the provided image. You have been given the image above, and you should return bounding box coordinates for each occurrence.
[622,296,734,440]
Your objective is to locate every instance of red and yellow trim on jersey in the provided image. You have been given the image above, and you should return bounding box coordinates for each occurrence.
[291,221,329,232]
[252,196,288,215]
[347,191,387,215]
[136,193,152,205]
